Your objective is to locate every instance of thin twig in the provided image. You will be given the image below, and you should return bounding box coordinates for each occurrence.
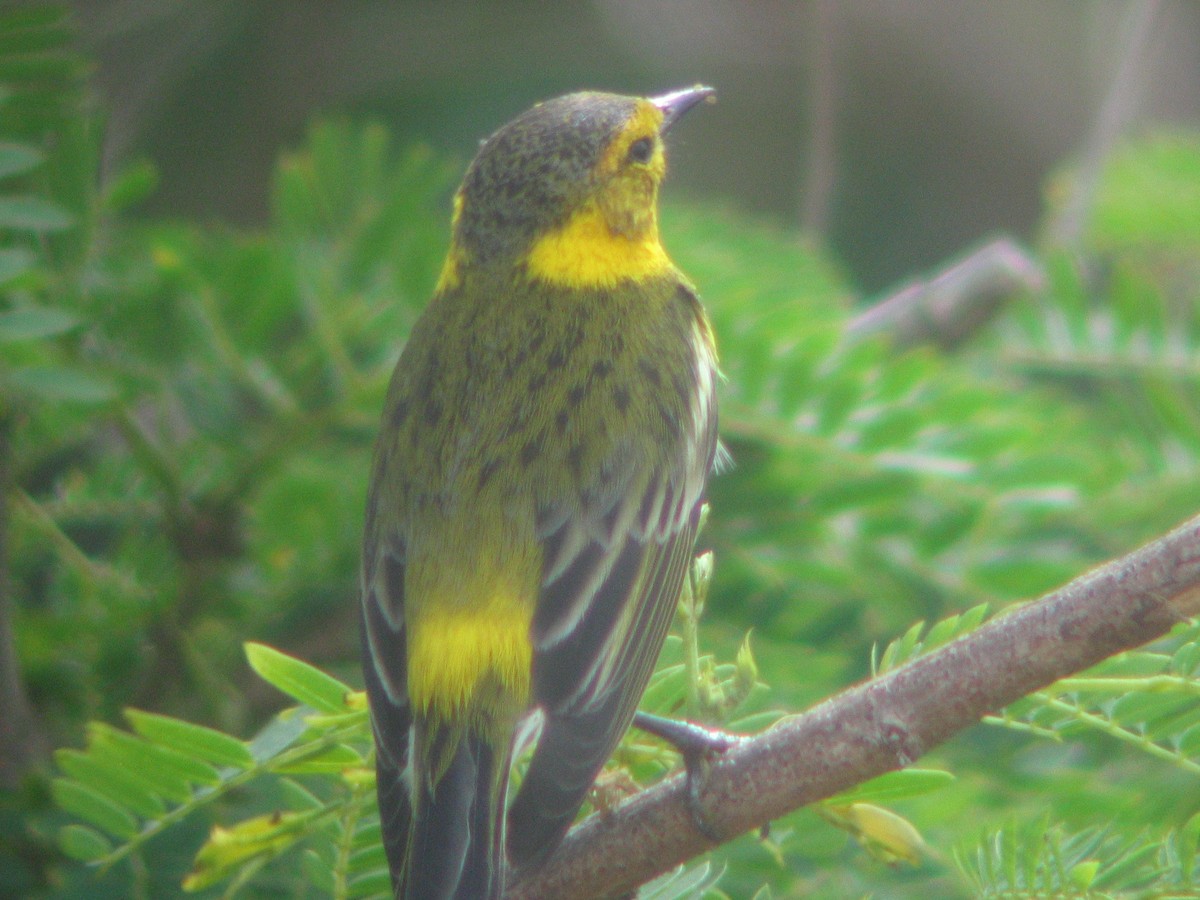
[0,415,49,786]
[1048,0,1162,248]
[799,0,838,235]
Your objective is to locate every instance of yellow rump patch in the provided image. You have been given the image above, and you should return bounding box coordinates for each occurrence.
[524,202,672,290]
[407,607,532,720]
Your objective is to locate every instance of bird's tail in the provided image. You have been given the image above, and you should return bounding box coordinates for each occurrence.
[401,726,510,900]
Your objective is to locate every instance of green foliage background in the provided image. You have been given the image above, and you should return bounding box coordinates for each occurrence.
[4,8,1200,899]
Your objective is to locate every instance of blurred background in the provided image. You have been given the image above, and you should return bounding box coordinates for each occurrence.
[73,0,1200,292]
[8,3,1200,896]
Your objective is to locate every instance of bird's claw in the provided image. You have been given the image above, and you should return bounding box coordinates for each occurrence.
[632,711,742,843]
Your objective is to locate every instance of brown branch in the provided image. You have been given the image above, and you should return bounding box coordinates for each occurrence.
[510,512,1200,899]
[848,236,1045,349]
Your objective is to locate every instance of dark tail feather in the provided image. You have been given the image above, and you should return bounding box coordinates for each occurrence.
[360,603,414,897]
[506,685,628,872]
[505,717,596,871]
[374,748,413,897]
[403,731,509,900]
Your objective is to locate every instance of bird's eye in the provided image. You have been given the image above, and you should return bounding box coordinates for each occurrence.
[627,137,654,165]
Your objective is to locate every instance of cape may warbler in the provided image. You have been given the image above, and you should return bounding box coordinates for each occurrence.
[360,86,719,899]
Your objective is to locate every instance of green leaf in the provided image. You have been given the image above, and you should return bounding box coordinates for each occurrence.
[1171,641,1200,676]
[87,722,214,802]
[55,748,166,819]
[278,778,324,811]
[0,5,74,44]
[0,246,34,285]
[1177,721,1200,757]
[808,469,915,514]
[347,836,386,877]
[51,778,138,839]
[5,365,116,403]
[100,722,220,788]
[102,157,158,212]
[1110,690,1190,729]
[827,768,955,805]
[246,707,311,764]
[57,824,113,862]
[0,305,77,342]
[347,870,392,898]
[0,140,43,179]
[922,604,990,653]
[877,619,927,673]
[1068,858,1100,889]
[275,743,364,775]
[1090,134,1200,248]
[303,847,338,894]
[124,709,255,769]
[245,642,353,713]
[0,194,73,231]
[1100,651,1172,678]
[183,810,315,891]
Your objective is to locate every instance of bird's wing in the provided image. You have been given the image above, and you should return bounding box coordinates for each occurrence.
[360,531,414,893]
[506,381,718,871]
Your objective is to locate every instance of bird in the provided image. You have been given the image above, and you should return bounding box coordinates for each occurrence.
[359,85,719,899]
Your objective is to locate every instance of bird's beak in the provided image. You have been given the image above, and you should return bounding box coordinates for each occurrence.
[652,85,716,133]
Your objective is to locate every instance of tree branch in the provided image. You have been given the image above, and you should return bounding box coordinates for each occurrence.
[510,513,1200,899]
[848,236,1044,349]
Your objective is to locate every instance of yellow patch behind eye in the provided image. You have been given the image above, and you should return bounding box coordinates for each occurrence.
[524,99,672,290]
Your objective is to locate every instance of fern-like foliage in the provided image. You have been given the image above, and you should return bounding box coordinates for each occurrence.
[0,5,108,405]
[666,204,1121,660]
[872,603,991,675]
[986,622,1200,775]
[54,645,388,898]
[10,8,1200,896]
[955,817,1200,898]
[52,610,759,898]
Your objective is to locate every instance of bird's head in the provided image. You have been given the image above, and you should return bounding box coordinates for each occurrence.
[439,86,714,291]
